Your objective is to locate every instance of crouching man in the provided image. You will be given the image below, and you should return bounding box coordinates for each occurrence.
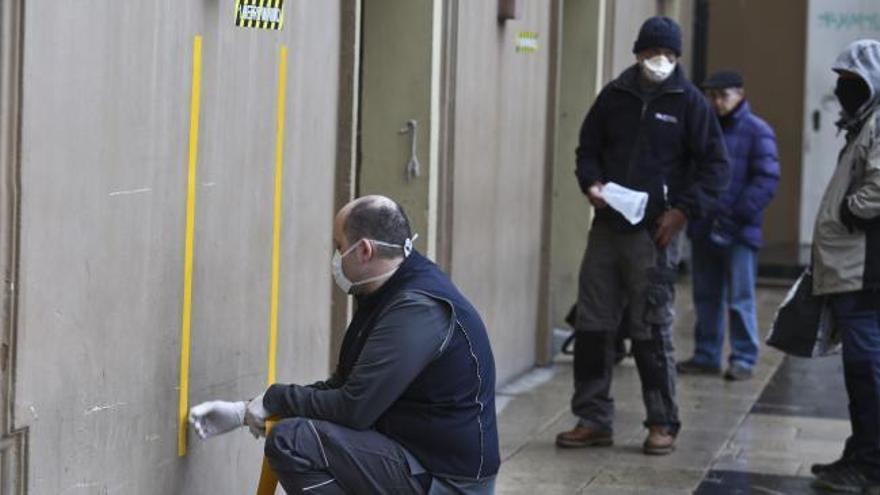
[252,195,499,494]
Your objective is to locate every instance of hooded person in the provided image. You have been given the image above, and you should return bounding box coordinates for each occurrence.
[809,39,880,493]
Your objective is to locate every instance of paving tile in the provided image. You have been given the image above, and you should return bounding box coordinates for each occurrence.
[751,356,848,420]
[695,470,826,495]
[711,454,803,477]
[582,487,691,495]
[586,464,704,490]
[498,483,588,495]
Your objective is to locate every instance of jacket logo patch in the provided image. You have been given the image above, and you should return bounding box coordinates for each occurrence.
[655,113,678,124]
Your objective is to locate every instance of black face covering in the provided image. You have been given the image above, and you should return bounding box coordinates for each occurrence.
[836,77,871,116]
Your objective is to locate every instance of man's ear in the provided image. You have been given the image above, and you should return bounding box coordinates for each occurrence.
[356,239,374,263]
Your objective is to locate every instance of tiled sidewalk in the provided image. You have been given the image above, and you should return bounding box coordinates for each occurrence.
[494,283,850,494]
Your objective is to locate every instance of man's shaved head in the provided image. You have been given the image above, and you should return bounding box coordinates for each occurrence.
[339,195,412,259]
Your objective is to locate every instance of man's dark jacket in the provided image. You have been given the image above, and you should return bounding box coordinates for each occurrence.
[576,64,730,229]
[264,251,499,481]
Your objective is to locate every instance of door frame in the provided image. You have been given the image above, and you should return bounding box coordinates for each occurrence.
[0,0,29,492]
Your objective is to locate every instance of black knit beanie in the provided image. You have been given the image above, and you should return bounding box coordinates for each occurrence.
[633,16,682,56]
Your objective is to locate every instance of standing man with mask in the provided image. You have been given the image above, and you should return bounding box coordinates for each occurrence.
[677,71,780,381]
[243,195,497,494]
[556,16,729,455]
[809,40,880,494]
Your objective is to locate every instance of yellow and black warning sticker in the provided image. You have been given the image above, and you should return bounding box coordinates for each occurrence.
[516,31,539,54]
[235,0,284,30]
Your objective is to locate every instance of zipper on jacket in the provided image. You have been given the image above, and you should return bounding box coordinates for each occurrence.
[619,86,684,182]
[614,85,685,204]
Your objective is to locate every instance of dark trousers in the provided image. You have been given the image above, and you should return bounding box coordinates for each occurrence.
[571,221,681,434]
[572,324,681,434]
[833,290,880,480]
[265,418,427,494]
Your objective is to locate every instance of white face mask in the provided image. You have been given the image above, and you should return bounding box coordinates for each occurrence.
[641,55,676,83]
[331,235,418,294]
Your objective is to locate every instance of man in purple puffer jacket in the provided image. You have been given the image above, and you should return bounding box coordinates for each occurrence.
[678,71,780,381]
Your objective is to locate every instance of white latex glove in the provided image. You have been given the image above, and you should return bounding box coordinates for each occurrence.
[244,392,269,439]
[188,400,246,440]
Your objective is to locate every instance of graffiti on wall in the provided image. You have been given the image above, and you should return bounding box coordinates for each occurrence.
[818,11,880,32]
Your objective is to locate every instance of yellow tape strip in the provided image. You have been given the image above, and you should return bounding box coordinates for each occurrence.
[267,44,288,386]
[178,35,202,457]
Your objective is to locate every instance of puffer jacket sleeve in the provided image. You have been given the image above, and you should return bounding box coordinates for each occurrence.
[732,120,781,223]
[671,90,730,219]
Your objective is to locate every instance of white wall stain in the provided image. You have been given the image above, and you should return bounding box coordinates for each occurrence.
[84,402,128,415]
[108,187,152,197]
[59,481,102,494]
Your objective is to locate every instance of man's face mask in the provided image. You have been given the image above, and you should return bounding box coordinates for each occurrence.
[835,76,871,117]
[331,236,416,294]
[641,55,676,83]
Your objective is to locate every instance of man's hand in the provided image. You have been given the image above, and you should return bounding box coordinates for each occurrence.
[188,400,246,440]
[587,182,607,209]
[654,208,687,248]
[245,392,269,438]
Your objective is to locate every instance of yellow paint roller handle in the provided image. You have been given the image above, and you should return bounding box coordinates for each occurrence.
[256,418,280,495]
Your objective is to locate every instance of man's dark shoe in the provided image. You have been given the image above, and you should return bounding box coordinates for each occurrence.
[643,426,676,455]
[811,457,850,475]
[724,364,754,381]
[676,358,721,375]
[555,425,613,449]
[812,463,880,493]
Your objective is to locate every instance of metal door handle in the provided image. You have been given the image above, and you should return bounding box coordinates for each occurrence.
[398,119,420,181]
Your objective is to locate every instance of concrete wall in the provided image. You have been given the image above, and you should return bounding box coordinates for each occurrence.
[14,1,339,493]
[450,2,553,384]
[706,0,807,249]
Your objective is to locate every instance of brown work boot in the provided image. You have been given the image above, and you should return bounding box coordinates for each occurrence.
[643,426,676,455]
[555,425,613,449]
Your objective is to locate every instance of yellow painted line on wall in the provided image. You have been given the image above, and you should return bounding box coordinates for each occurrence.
[255,44,288,495]
[178,35,203,457]
[267,44,288,386]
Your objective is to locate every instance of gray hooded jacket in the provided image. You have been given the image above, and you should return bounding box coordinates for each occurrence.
[813,39,880,295]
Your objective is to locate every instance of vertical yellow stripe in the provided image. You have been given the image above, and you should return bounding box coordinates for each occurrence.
[267,44,288,386]
[178,35,202,457]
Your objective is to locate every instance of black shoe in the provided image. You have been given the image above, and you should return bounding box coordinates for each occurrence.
[811,457,850,475]
[813,463,880,493]
[676,359,721,375]
[724,364,754,381]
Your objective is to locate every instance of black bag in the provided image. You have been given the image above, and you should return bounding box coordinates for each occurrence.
[766,269,839,357]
